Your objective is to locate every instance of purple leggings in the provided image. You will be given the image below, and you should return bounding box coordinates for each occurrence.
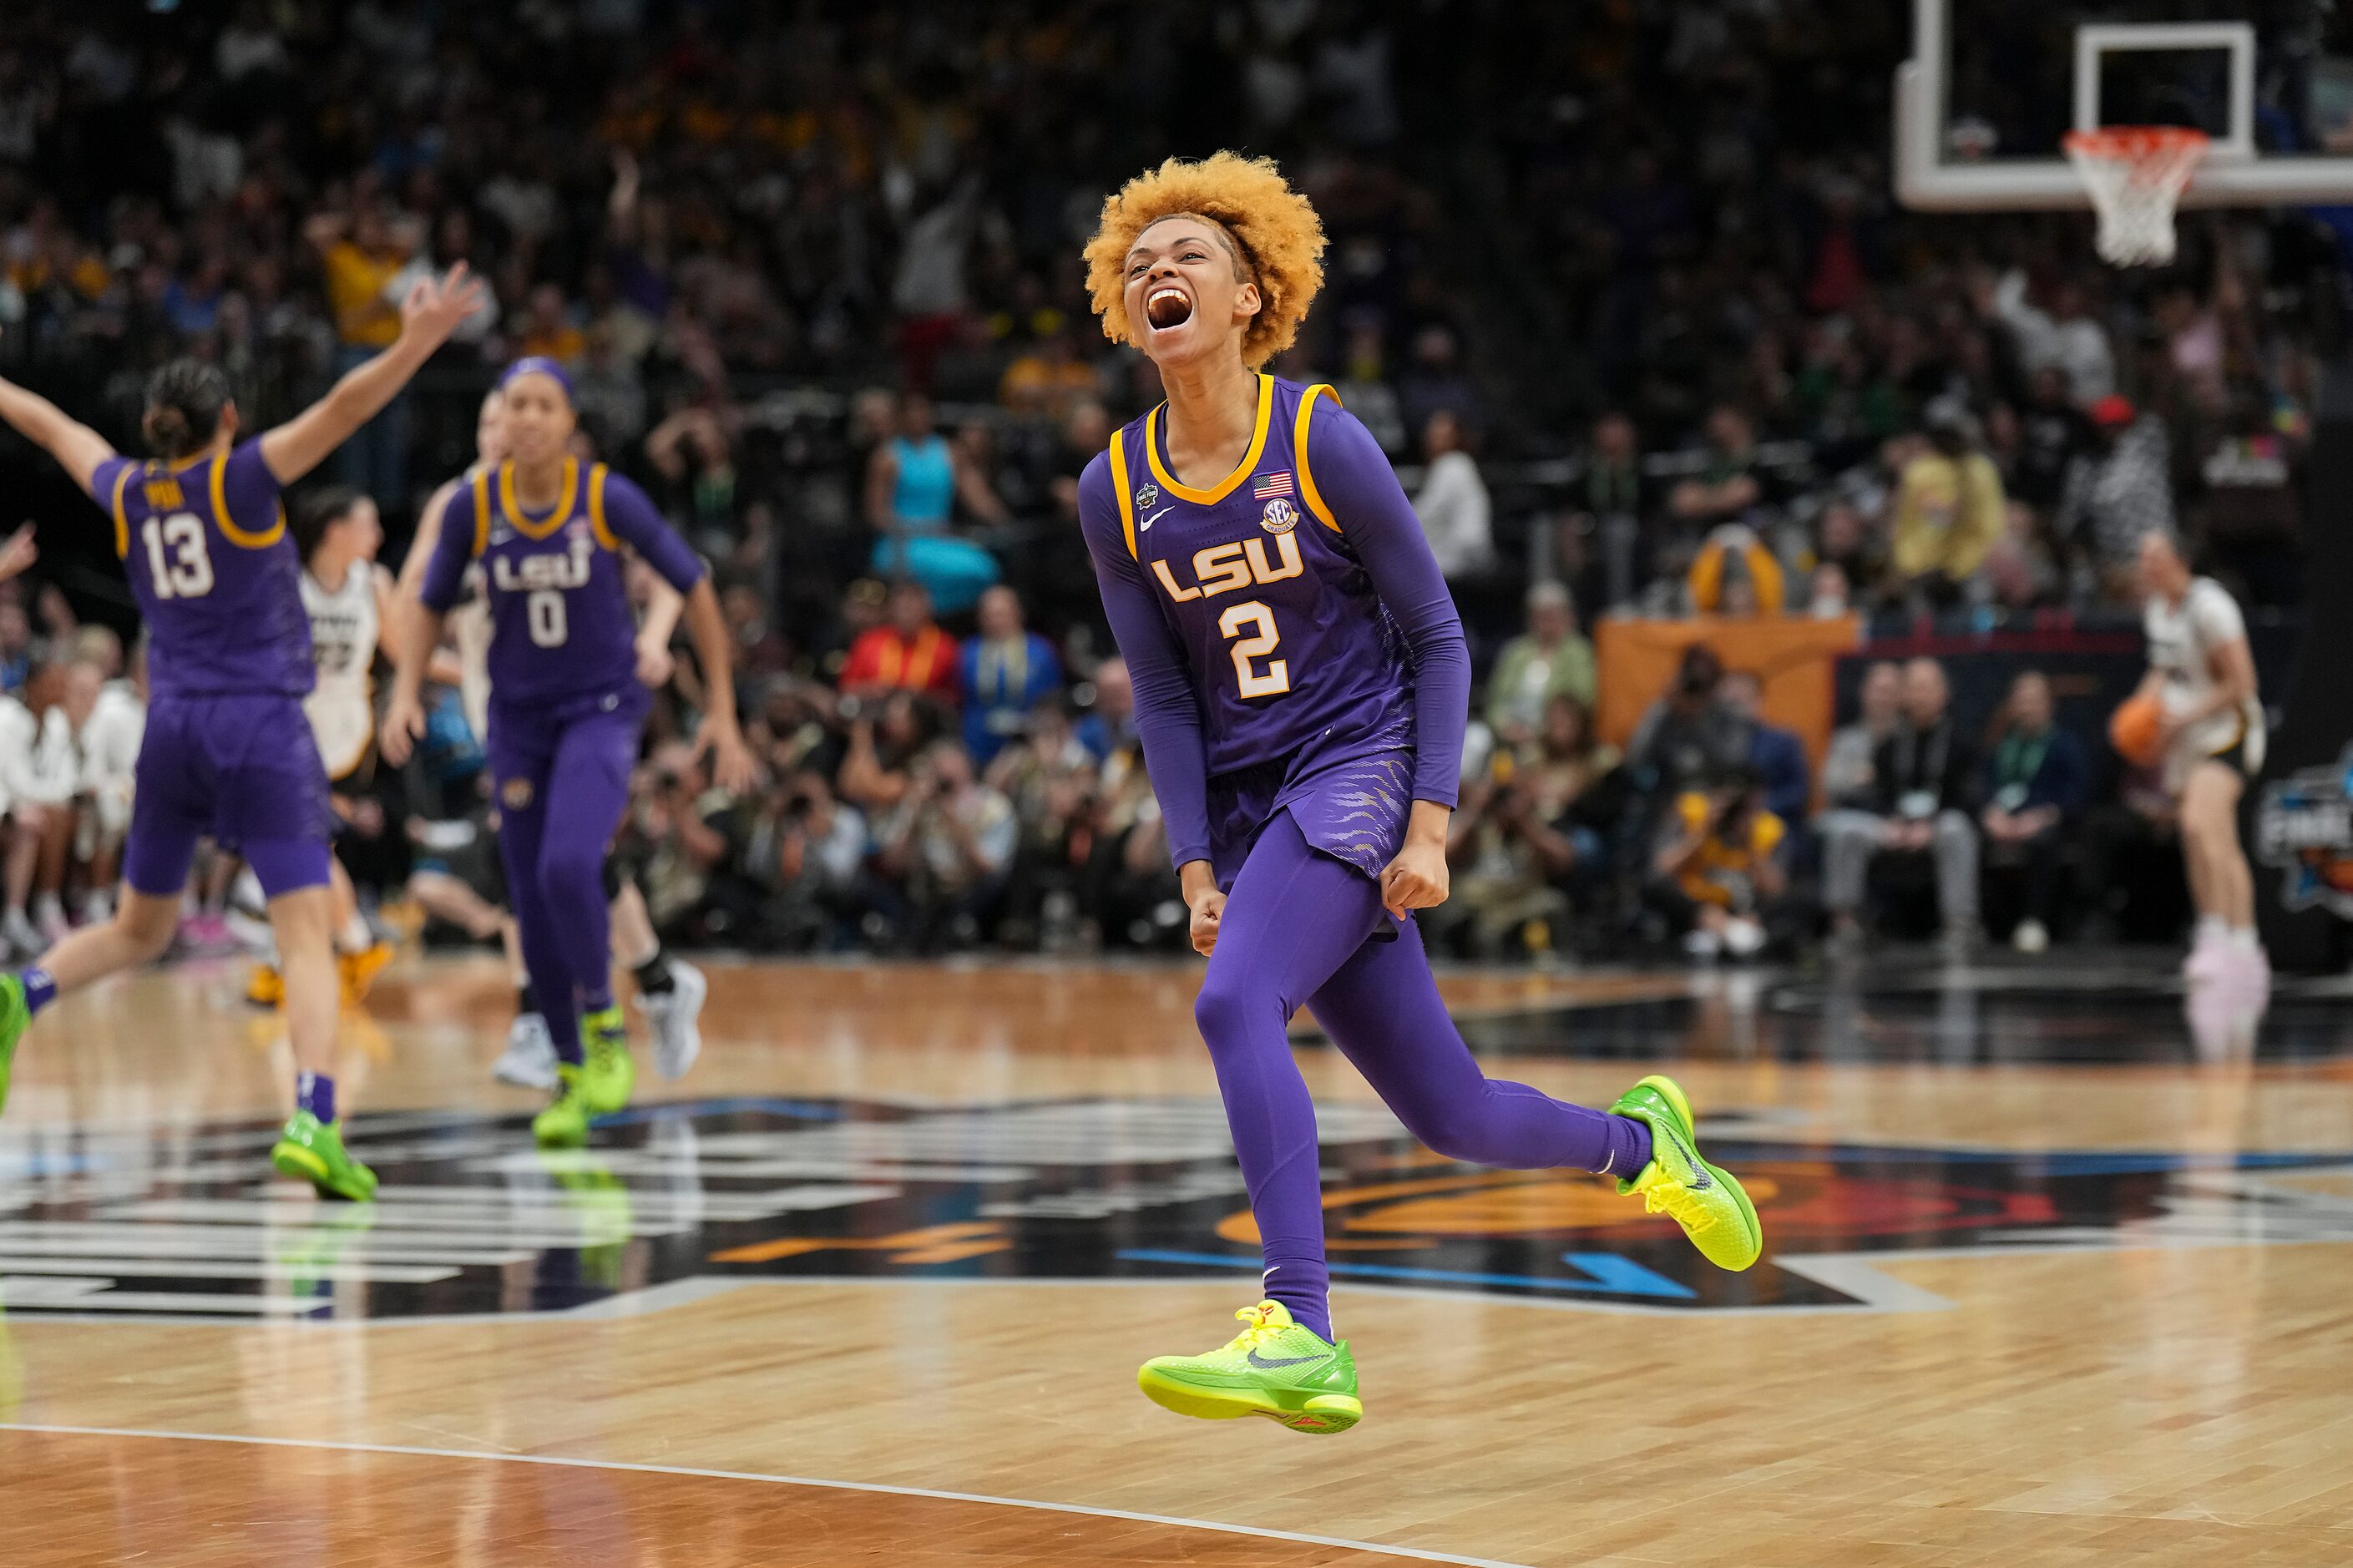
[1195,811,1650,1339]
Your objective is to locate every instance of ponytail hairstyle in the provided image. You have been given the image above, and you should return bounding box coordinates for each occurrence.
[292,485,369,567]
[139,360,234,460]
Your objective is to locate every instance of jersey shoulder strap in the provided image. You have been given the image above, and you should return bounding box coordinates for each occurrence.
[1291,382,1342,534]
[1106,427,1138,559]
[469,467,494,559]
[587,463,618,550]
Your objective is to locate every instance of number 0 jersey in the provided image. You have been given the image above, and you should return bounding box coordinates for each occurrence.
[90,441,312,700]
[418,458,705,709]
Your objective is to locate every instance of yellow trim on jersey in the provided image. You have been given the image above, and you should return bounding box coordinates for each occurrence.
[586,463,619,552]
[1107,432,1137,559]
[497,458,580,541]
[109,463,133,559]
[1143,373,1273,505]
[1293,382,1342,534]
[209,452,286,549]
[469,468,493,559]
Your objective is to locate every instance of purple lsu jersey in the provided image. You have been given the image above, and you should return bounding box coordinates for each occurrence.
[91,442,312,698]
[419,458,705,708]
[1104,376,1414,779]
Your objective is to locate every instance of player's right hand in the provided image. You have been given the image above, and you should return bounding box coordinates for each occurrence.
[379,693,427,767]
[1188,888,1226,957]
[400,262,485,346]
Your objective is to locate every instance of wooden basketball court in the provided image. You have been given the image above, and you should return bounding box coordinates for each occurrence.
[2,953,2348,1565]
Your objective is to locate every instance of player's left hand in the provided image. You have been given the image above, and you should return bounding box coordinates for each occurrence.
[635,637,676,688]
[0,524,38,583]
[698,721,758,796]
[1379,837,1450,918]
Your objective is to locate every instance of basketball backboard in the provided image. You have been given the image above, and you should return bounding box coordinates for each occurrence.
[1896,0,2353,210]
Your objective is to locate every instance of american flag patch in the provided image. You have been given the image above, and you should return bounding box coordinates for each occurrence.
[1253,470,1294,499]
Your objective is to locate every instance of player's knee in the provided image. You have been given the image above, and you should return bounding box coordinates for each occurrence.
[1399,1100,1482,1162]
[117,896,180,962]
[1192,970,1274,1055]
[537,841,605,910]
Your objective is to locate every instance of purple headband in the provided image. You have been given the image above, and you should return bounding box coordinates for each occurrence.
[498,356,574,401]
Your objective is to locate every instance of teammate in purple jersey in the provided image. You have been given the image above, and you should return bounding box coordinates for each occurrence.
[382,358,752,1148]
[0,264,485,1200]
[1076,154,1763,1434]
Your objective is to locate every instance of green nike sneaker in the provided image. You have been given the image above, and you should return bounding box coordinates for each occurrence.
[582,1005,634,1115]
[1610,1073,1762,1271]
[1137,1301,1361,1435]
[271,1110,378,1201]
[0,974,28,1116]
[534,1063,595,1148]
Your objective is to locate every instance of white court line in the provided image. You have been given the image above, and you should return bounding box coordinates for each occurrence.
[0,1421,1531,1568]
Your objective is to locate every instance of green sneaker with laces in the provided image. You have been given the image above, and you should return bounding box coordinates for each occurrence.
[534,1063,595,1148]
[1137,1300,1362,1435]
[582,1005,635,1115]
[1609,1073,1762,1271]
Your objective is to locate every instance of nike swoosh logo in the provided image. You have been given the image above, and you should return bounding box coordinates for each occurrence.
[1656,1120,1712,1188]
[1140,507,1171,531]
[1247,1349,1330,1369]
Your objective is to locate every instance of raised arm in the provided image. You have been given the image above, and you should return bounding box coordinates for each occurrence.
[259,263,484,486]
[0,374,117,495]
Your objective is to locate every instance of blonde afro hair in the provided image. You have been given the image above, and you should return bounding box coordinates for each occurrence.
[1082,152,1327,370]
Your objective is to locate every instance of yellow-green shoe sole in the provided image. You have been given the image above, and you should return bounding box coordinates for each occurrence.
[1136,1368,1362,1434]
[271,1141,377,1202]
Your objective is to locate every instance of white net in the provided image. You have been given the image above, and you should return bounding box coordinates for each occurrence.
[2063,127,2209,268]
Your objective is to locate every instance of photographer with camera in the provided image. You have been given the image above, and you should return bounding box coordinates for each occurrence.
[632,741,757,947]
[873,738,1015,952]
[1647,766,1789,960]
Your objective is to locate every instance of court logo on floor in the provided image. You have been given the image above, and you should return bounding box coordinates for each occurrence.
[2,1099,2348,1322]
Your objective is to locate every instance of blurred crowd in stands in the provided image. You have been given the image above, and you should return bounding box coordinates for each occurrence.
[0,1,2329,960]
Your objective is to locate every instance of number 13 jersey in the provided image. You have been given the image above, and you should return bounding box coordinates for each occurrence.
[93,441,312,699]
[417,458,706,710]
[1096,376,1415,779]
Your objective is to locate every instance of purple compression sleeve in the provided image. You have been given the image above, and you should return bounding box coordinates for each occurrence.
[1303,403,1471,808]
[598,471,708,594]
[1078,454,1213,869]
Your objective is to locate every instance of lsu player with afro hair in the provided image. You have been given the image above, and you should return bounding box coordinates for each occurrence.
[1077,154,1764,1434]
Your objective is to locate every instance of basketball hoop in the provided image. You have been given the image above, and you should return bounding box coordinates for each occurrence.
[2063,126,2209,267]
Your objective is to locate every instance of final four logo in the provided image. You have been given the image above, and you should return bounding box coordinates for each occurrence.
[2255,744,2353,918]
[1133,482,1158,512]
[1260,498,1298,534]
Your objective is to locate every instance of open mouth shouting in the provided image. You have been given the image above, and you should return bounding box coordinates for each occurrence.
[1145,285,1194,331]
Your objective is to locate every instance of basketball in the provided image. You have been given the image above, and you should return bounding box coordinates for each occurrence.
[2109,691,2166,766]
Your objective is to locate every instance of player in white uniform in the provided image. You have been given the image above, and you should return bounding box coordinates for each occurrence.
[2133,532,2267,984]
[398,387,710,1088]
[245,488,402,1006]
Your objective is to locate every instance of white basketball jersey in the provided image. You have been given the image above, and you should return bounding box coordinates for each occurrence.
[2144,575,2264,782]
[301,563,382,779]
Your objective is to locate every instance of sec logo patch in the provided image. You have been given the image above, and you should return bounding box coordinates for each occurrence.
[1260,498,1298,534]
[502,777,535,810]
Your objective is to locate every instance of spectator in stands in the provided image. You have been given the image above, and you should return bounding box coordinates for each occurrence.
[1987,268,2115,406]
[1821,660,1903,811]
[1667,406,1770,530]
[875,739,1016,951]
[1824,656,1980,955]
[751,769,870,950]
[0,599,30,693]
[1484,583,1596,753]
[1437,695,1610,959]
[1647,766,1789,961]
[2010,367,2095,513]
[1979,670,2089,954]
[2062,395,2174,601]
[645,405,741,554]
[0,656,76,953]
[305,202,420,507]
[78,643,144,927]
[1719,670,1810,824]
[838,690,937,817]
[1410,410,1492,580]
[865,392,1006,615]
[960,585,1063,766]
[1625,643,1747,805]
[634,741,757,946]
[841,581,959,706]
[1891,398,2005,607]
[1571,412,1651,612]
[1076,656,1136,762]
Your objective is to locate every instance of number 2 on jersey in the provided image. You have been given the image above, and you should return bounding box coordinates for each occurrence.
[1218,599,1289,699]
[141,513,215,599]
